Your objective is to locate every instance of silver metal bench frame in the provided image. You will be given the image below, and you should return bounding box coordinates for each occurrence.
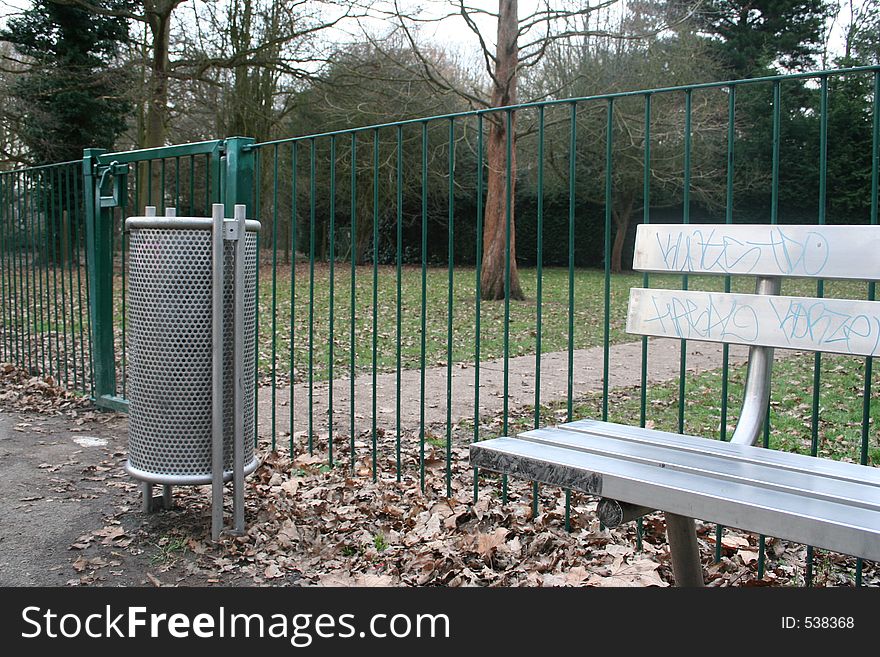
[470,224,880,586]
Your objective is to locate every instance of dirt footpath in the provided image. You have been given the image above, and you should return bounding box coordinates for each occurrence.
[266,338,750,438]
[0,404,261,587]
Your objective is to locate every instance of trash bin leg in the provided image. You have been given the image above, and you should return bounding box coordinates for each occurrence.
[142,482,153,513]
[162,485,173,510]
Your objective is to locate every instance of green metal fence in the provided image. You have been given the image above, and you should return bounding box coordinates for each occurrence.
[243,65,879,585]
[1,65,878,586]
[0,160,92,395]
[79,141,231,411]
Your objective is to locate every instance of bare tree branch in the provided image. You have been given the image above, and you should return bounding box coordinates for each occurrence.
[361,18,490,108]
[515,0,620,36]
[455,0,498,70]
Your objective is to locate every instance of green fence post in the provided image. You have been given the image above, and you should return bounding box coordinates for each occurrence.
[223,137,255,215]
[83,148,119,409]
[223,136,257,447]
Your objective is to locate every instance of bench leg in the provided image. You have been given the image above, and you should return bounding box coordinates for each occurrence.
[665,513,704,587]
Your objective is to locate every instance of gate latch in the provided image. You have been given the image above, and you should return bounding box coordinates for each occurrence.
[98,162,130,208]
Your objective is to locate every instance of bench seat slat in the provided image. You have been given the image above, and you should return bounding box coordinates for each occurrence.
[470,436,880,562]
[627,288,880,357]
[633,224,880,279]
[515,427,880,513]
[558,419,880,486]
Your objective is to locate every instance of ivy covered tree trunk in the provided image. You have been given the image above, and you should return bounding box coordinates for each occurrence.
[480,0,524,301]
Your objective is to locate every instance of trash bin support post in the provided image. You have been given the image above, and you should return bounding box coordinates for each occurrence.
[233,203,247,534]
[211,203,225,540]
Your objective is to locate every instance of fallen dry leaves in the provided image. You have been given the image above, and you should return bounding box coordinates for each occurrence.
[0,362,91,415]
[2,363,873,588]
[64,432,680,588]
[93,431,673,587]
[57,421,879,588]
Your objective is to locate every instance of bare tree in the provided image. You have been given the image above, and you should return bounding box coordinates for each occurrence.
[289,38,473,264]
[175,0,367,142]
[0,41,28,168]
[54,1,365,148]
[537,9,733,272]
[838,0,880,64]
[48,0,364,214]
[366,0,696,299]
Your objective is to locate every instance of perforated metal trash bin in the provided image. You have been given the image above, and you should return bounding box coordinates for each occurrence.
[124,215,260,485]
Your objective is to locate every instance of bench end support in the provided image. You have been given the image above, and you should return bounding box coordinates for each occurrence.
[597,498,655,528]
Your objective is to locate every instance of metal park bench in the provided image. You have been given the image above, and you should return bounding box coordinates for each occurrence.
[470,224,880,586]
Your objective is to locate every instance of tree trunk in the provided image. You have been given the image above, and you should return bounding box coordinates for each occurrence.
[480,0,524,301]
[143,4,171,150]
[354,204,372,265]
[611,194,636,274]
[139,2,175,212]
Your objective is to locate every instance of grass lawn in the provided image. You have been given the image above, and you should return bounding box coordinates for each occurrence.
[254,262,872,382]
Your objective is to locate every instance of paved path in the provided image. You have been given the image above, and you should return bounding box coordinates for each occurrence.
[257,338,751,440]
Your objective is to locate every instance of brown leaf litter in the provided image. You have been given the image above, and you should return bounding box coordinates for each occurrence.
[79,426,875,588]
[2,363,873,587]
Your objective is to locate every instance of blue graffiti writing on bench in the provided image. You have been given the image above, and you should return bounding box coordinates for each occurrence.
[768,298,880,355]
[642,291,880,355]
[655,228,830,275]
[646,294,759,342]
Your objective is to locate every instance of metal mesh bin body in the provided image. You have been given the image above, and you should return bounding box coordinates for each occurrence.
[125,217,259,485]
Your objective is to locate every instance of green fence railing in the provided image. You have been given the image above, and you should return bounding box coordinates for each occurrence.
[1,65,877,586]
[81,140,229,411]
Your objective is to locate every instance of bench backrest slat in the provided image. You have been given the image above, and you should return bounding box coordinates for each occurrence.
[633,224,880,280]
[627,288,880,357]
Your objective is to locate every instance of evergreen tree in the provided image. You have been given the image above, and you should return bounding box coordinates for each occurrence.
[1,0,132,164]
[696,0,832,77]
[690,1,838,226]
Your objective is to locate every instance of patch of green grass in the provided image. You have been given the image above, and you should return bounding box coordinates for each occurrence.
[373,533,388,552]
[5,260,91,380]
[150,535,188,565]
